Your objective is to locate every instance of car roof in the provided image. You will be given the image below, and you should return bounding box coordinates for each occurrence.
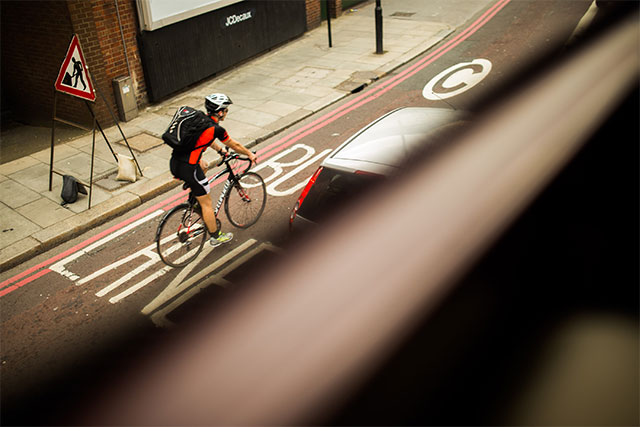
[323,107,470,174]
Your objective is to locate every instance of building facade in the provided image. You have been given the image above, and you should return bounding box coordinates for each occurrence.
[1,0,351,131]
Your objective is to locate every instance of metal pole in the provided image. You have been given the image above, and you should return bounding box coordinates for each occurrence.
[114,0,132,77]
[375,0,383,54]
[88,102,96,209]
[93,82,143,176]
[326,0,332,48]
[49,90,58,191]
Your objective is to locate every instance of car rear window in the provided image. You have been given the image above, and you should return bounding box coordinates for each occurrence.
[297,167,382,223]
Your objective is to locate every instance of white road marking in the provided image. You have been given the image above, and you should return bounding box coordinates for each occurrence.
[50,210,164,282]
[50,144,328,312]
[147,241,281,328]
[266,149,332,197]
[254,143,331,196]
[423,59,492,100]
[142,239,258,317]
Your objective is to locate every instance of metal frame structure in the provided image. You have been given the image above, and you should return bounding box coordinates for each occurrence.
[49,86,142,209]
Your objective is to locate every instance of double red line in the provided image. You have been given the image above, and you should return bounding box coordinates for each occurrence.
[255,0,512,161]
[0,0,511,297]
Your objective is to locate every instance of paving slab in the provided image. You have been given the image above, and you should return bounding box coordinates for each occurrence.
[0,179,41,209]
[7,163,54,194]
[31,144,82,164]
[0,156,41,176]
[0,203,41,250]
[15,197,75,228]
[55,152,116,183]
[117,133,163,153]
[231,108,281,128]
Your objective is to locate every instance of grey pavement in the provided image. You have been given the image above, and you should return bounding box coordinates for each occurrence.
[0,0,492,271]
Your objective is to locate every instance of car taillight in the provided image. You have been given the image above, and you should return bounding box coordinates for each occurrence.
[289,166,323,229]
[297,166,323,208]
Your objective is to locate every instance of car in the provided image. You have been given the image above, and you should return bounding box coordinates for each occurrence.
[289,107,471,231]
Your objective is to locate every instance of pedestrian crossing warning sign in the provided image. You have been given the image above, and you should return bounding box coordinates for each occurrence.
[54,34,96,101]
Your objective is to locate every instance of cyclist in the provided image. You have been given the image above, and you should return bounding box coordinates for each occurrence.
[169,93,258,247]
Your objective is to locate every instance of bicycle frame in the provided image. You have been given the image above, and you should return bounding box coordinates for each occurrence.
[156,154,250,242]
[209,155,250,219]
[156,152,263,267]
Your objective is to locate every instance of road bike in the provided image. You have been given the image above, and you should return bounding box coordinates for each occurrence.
[155,150,266,268]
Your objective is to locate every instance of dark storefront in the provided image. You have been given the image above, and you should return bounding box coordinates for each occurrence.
[137,0,307,102]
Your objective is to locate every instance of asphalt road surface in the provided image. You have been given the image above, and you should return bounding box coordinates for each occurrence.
[1,1,597,424]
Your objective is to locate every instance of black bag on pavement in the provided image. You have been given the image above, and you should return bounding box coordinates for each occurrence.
[61,175,87,205]
[162,106,213,153]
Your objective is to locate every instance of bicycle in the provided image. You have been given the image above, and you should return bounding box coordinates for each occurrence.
[155,149,266,268]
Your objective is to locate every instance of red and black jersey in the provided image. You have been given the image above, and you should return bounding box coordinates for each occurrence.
[171,116,230,165]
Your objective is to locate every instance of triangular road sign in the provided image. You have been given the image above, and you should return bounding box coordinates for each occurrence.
[54,34,96,102]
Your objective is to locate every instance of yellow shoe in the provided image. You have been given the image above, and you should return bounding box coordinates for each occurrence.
[210,231,233,247]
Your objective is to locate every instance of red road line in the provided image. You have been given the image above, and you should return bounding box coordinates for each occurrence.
[0,190,188,290]
[0,268,50,297]
[255,0,511,160]
[258,0,511,161]
[0,0,510,297]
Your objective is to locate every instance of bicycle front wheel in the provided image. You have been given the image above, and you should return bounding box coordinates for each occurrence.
[156,203,207,268]
[225,172,266,229]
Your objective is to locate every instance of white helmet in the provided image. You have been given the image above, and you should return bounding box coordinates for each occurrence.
[205,93,233,114]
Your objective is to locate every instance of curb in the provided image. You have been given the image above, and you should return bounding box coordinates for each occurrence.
[0,181,180,272]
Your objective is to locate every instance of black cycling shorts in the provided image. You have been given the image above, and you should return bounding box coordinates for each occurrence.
[170,157,210,197]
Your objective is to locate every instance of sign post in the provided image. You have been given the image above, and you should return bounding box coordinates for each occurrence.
[50,34,141,209]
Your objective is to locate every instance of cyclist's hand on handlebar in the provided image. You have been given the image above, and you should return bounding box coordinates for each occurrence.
[248,151,258,166]
[215,147,229,166]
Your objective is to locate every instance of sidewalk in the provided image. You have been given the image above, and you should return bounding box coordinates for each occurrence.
[0,0,492,271]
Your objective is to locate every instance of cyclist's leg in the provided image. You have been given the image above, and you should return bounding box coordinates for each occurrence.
[189,166,218,235]
[195,193,217,234]
[190,167,232,245]
[172,158,218,234]
[196,192,233,246]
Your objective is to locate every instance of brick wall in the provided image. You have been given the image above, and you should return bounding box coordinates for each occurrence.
[67,0,146,126]
[88,0,147,107]
[66,0,109,125]
[0,1,90,126]
[329,0,343,19]
[305,0,321,30]
[304,0,345,30]
[0,0,146,128]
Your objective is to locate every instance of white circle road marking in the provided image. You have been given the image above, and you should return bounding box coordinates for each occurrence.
[423,59,492,100]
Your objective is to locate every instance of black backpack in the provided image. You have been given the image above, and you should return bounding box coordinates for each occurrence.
[60,175,87,205]
[162,106,214,153]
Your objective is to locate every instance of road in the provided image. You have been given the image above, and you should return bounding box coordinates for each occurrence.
[1,0,594,423]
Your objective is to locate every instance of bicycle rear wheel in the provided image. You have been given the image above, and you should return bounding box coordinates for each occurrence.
[156,203,207,268]
[225,172,266,229]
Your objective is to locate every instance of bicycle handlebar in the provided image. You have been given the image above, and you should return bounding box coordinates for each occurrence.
[215,148,256,174]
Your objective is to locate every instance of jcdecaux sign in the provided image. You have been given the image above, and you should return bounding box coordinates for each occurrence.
[222,9,255,28]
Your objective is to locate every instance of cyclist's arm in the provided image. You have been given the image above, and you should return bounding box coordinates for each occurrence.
[220,138,258,164]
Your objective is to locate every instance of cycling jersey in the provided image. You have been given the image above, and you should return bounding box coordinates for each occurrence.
[171,116,230,165]
[170,115,230,196]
